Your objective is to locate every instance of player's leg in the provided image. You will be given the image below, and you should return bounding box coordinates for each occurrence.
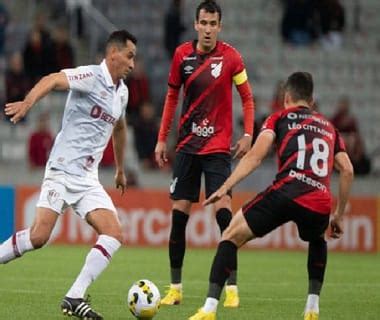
[303,236,327,320]
[203,153,238,307]
[189,189,291,319]
[0,207,58,263]
[161,199,191,305]
[0,169,64,264]
[295,209,329,320]
[162,153,201,305]
[62,187,121,319]
[189,209,253,320]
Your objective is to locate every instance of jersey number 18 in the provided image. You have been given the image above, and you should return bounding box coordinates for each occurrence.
[296,134,329,177]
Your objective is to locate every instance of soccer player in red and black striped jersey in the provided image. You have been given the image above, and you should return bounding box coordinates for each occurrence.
[189,72,354,320]
[155,0,254,307]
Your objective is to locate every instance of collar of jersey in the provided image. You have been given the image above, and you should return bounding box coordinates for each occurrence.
[100,59,121,89]
[192,40,219,57]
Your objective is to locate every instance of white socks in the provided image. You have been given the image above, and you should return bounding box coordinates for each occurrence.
[66,235,121,298]
[0,229,34,264]
[170,283,182,291]
[305,294,319,313]
[203,297,219,313]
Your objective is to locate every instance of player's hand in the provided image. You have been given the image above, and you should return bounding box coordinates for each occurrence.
[203,184,228,206]
[232,135,252,159]
[4,101,32,124]
[155,141,168,168]
[115,170,127,195]
[329,212,344,239]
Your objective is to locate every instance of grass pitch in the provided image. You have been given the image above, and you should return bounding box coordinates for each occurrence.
[0,245,379,319]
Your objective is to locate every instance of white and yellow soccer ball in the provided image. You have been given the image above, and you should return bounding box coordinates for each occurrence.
[127,279,161,319]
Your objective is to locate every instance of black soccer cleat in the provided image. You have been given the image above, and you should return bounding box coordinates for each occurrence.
[61,296,104,319]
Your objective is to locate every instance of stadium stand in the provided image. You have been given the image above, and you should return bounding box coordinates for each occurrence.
[0,0,379,192]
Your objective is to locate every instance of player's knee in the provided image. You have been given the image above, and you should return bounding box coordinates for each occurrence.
[30,230,50,249]
[221,222,252,247]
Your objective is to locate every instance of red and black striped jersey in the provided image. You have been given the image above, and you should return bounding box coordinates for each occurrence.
[168,40,247,154]
[261,106,346,214]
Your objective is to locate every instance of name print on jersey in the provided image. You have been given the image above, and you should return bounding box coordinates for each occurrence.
[90,105,116,125]
[67,72,94,81]
[287,112,333,139]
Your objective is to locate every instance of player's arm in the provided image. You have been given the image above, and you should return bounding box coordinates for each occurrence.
[5,72,69,124]
[330,151,354,238]
[232,70,255,159]
[112,117,128,195]
[204,130,274,205]
[154,86,180,168]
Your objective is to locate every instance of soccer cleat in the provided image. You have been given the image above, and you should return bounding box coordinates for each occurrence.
[304,311,319,320]
[61,296,103,319]
[188,308,216,320]
[160,286,182,305]
[223,286,239,308]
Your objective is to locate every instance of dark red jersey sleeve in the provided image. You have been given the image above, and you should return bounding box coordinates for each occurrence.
[158,86,180,142]
[231,48,246,78]
[236,81,254,135]
[261,112,281,134]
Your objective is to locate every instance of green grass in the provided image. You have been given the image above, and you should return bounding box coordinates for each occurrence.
[0,246,379,319]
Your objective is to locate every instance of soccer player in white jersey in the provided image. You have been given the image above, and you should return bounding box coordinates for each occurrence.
[2,30,137,319]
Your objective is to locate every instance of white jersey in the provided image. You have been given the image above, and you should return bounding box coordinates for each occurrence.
[47,60,128,179]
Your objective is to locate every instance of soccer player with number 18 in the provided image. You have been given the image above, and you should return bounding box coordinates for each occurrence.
[189,72,354,320]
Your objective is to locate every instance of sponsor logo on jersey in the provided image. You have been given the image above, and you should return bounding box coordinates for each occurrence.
[289,169,327,192]
[184,65,194,74]
[192,118,215,137]
[210,56,223,60]
[184,56,196,61]
[68,72,94,81]
[287,112,329,126]
[211,62,223,78]
[90,105,116,124]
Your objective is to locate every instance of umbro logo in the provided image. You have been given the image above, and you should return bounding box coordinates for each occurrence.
[184,65,194,74]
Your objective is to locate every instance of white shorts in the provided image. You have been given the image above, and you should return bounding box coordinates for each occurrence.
[37,168,116,219]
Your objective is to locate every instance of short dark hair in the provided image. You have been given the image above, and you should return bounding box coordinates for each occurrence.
[284,72,313,103]
[106,29,137,51]
[196,0,222,22]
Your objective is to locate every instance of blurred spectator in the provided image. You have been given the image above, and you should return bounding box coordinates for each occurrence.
[125,58,150,125]
[164,0,186,58]
[133,101,159,169]
[28,112,54,168]
[52,25,75,70]
[23,29,56,85]
[316,0,345,50]
[23,13,57,84]
[269,81,285,113]
[0,2,9,56]
[281,0,318,46]
[330,96,370,175]
[4,52,31,122]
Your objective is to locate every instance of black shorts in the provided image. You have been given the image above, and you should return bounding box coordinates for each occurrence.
[242,189,329,242]
[170,152,232,202]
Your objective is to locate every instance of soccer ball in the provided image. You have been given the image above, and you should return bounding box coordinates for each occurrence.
[127,279,161,319]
